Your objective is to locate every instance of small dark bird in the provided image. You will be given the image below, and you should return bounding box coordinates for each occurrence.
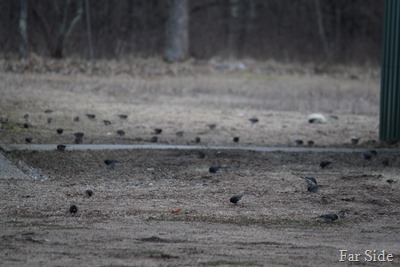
[363,152,372,160]
[118,114,128,119]
[44,109,53,114]
[73,116,80,122]
[369,150,377,156]
[307,140,314,146]
[85,189,94,197]
[74,132,84,138]
[86,113,96,119]
[176,131,184,137]
[197,151,206,159]
[303,177,320,193]
[57,144,66,151]
[23,122,29,128]
[295,139,303,145]
[56,128,64,134]
[194,137,201,143]
[149,136,158,143]
[25,137,32,143]
[382,159,389,166]
[337,210,347,218]
[320,160,331,169]
[47,117,53,124]
[315,213,338,223]
[69,205,78,214]
[103,120,111,125]
[208,124,216,130]
[116,130,125,136]
[233,137,240,143]
[104,159,119,168]
[154,128,163,134]
[230,194,244,204]
[351,138,359,145]
[249,117,259,124]
[75,138,83,144]
[209,166,222,173]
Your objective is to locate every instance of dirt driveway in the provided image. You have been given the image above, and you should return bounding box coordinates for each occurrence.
[1,60,399,266]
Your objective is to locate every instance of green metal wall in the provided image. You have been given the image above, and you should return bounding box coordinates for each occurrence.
[380,0,400,142]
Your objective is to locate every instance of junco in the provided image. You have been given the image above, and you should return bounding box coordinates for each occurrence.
[320,161,331,169]
[154,128,162,134]
[302,177,321,193]
[230,194,244,204]
[69,205,78,214]
[209,166,222,173]
[57,144,66,152]
[249,117,259,124]
[85,189,94,197]
[315,213,338,223]
[104,159,119,168]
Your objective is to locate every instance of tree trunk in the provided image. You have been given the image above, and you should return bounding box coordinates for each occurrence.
[53,0,83,59]
[18,0,28,58]
[164,0,189,62]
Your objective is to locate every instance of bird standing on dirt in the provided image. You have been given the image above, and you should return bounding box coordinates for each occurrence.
[69,205,78,214]
[209,165,222,173]
[302,177,321,193]
[57,144,66,152]
[230,194,244,204]
[315,213,339,223]
[104,159,119,168]
[248,117,259,124]
[320,160,331,169]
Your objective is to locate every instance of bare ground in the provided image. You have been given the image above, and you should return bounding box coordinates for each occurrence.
[1,61,399,266]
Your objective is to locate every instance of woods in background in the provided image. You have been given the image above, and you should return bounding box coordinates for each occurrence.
[1,0,383,64]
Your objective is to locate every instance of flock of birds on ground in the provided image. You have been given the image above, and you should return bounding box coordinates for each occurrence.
[17,109,394,224]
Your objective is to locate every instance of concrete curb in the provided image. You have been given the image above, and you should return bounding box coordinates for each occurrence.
[1,143,399,153]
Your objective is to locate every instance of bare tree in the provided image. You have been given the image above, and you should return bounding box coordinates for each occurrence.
[18,0,28,58]
[314,0,331,59]
[164,0,189,62]
[33,0,83,58]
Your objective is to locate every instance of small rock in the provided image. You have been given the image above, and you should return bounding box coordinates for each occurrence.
[118,114,128,119]
[149,136,158,143]
[44,109,53,114]
[194,137,201,143]
[47,117,53,124]
[73,116,80,122]
[56,128,64,134]
[25,137,32,143]
[86,114,96,119]
[233,137,240,143]
[103,120,111,125]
